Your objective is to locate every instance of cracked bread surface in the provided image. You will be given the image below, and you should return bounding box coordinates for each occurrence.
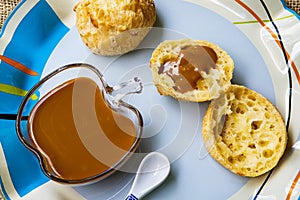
[74,0,156,56]
[202,85,288,177]
[150,39,234,102]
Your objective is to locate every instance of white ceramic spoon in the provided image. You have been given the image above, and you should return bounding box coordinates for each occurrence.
[124,152,170,200]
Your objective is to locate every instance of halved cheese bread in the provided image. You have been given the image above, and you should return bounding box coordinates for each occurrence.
[202,85,288,177]
[150,39,234,102]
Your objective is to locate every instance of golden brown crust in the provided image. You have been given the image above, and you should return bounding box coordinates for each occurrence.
[202,85,288,177]
[150,39,234,102]
[74,0,156,56]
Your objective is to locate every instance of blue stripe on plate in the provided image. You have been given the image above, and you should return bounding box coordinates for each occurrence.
[0,120,48,197]
[0,0,69,114]
[0,0,70,197]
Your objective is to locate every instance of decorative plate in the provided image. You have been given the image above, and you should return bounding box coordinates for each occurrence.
[0,0,299,199]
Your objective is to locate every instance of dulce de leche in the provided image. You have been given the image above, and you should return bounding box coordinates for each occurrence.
[158,45,217,93]
[28,77,137,181]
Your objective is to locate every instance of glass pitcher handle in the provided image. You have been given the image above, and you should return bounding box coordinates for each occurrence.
[108,77,143,107]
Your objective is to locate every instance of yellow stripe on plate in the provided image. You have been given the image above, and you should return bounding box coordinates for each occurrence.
[0,84,38,100]
[233,14,294,24]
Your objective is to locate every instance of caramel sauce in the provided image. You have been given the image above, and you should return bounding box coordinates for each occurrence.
[158,45,218,93]
[28,77,136,181]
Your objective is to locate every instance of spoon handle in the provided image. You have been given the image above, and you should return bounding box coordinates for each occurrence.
[125,193,139,200]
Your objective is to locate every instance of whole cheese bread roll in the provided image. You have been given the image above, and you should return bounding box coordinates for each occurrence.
[74,0,156,56]
[150,39,234,102]
[202,85,288,177]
